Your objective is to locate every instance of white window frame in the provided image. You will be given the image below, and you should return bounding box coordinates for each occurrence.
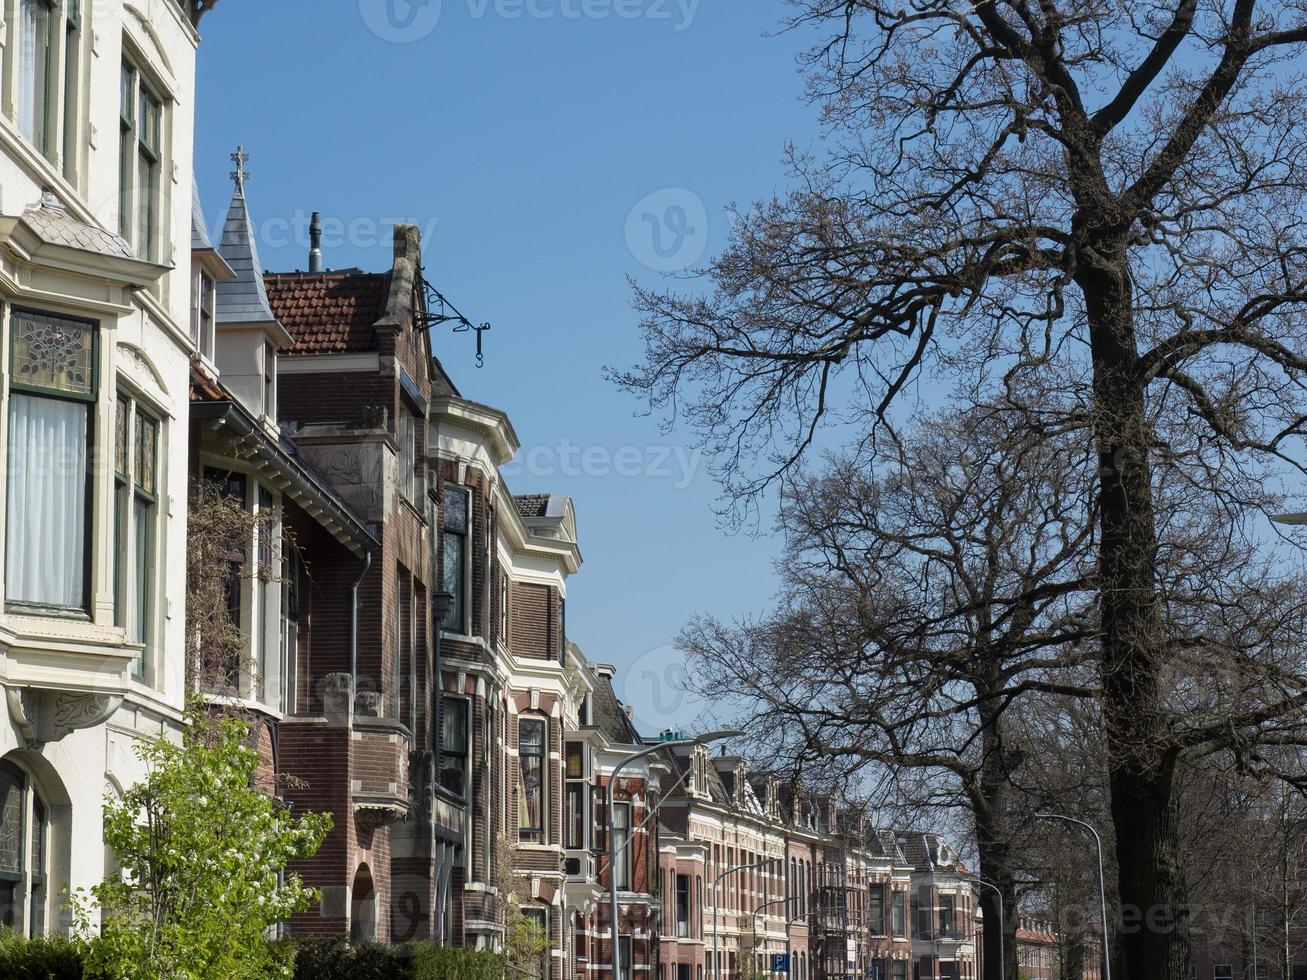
[118,53,169,265]
[113,386,162,684]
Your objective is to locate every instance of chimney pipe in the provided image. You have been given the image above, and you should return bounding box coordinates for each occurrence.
[309,211,323,273]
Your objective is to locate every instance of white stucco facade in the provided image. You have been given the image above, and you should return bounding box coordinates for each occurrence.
[0,0,200,933]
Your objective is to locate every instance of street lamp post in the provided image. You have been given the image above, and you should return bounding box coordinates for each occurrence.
[752,896,795,980]
[965,876,1004,980]
[1035,813,1111,980]
[713,857,778,980]
[609,730,742,980]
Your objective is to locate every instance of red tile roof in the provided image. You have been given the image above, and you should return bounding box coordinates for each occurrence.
[190,359,233,402]
[264,271,389,354]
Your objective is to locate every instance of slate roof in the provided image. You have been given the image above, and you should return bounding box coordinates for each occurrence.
[513,494,552,520]
[191,183,214,252]
[590,672,643,745]
[216,181,277,324]
[23,190,134,259]
[265,271,389,354]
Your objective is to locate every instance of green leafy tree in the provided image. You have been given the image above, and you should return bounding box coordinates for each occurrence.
[76,710,331,980]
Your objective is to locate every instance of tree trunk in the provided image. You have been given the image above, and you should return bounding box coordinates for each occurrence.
[975,704,1019,980]
[1080,253,1191,980]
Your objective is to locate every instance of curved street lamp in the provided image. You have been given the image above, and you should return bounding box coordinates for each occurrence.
[1035,813,1111,980]
[964,876,1005,980]
[609,729,743,980]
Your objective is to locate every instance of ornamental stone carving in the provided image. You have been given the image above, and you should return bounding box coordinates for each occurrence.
[5,686,124,749]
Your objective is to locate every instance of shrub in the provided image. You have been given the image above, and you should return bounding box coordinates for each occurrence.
[289,937,411,980]
[0,929,94,980]
[411,943,505,980]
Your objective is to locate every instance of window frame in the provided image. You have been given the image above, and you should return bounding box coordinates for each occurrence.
[612,799,632,891]
[113,391,160,681]
[118,56,167,263]
[891,890,906,938]
[439,695,470,798]
[5,308,99,617]
[517,715,547,843]
[441,485,470,635]
[0,761,49,938]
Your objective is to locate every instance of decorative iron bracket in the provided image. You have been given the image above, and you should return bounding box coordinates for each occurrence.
[415,266,490,368]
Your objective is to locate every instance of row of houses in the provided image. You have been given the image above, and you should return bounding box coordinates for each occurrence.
[0,3,1187,980]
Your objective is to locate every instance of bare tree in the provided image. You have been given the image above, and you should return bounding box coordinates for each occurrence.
[680,406,1099,980]
[612,4,1307,976]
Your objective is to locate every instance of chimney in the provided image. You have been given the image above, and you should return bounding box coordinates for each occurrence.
[309,211,323,272]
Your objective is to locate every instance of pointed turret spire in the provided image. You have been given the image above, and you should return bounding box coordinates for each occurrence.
[215,145,276,325]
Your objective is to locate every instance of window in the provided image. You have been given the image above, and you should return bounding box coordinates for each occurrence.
[891,891,906,937]
[442,486,469,633]
[869,883,885,935]
[119,61,164,261]
[522,907,549,979]
[262,342,276,419]
[591,784,607,852]
[254,485,274,701]
[517,717,546,842]
[191,269,216,360]
[16,0,53,154]
[398,410,417,503]
[61,0,80,179]
[440,697,469,797]
[202,468,248,691]
[497,569,509,646]
[280,549,301,713]
[619,935,632,980]
[0,763,48,936]
[6,311,96,613]
[891,962,906,980]
[564,741,586,850]
[939,893,956,938]
[114,396,158,680]
[613,801,632,891]
[676,874,691,937]
[1214,968,1234,980]
[395,570,412,721]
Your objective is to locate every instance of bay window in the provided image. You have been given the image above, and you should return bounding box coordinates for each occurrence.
[441,486,469,634]
[114,392,158,680]
[517,717,546,843]
[6,310,95,613]
[440,696,469,797]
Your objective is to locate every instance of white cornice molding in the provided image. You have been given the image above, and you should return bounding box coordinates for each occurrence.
[431,394,520,464]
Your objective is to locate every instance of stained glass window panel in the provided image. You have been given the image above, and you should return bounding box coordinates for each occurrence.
[135,412,156,494]
[9,312,94,397]
[114,397,128,477]
[0,768,22,879]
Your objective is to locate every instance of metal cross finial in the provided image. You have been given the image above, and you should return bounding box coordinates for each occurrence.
[230,145,250,190]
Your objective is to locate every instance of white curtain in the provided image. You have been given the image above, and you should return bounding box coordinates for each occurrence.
[16,0,47,146]
[6,394,87,608]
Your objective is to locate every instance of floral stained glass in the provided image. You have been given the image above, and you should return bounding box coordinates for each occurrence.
[135,411,156,495]
[10,312,94,397]
[114,398,128,478]
[0,768,21,877]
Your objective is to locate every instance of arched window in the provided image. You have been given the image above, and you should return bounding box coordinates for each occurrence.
[0,761,48,935]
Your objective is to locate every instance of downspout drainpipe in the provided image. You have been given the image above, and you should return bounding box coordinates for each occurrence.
[351,550,373,690]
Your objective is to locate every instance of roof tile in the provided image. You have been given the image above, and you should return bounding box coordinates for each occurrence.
[265,271,389,354]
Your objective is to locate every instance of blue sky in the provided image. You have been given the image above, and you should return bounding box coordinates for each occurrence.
[195,0,820,732]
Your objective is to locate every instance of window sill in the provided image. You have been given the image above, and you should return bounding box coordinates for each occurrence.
[4,601,91,622]
[399,495,428,524]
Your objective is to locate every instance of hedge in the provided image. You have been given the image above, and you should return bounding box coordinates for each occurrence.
[0,931,508,980]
